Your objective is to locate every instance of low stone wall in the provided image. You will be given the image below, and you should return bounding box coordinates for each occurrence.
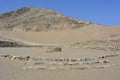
[1,53,119,70]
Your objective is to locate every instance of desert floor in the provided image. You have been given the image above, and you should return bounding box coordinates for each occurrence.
[0,25,120,80]
[0,48,120,80]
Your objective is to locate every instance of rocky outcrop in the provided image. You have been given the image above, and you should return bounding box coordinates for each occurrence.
[0,7,92,32]
[0,41,24,47]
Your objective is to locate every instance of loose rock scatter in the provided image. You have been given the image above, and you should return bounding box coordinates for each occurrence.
[0,53,119,70]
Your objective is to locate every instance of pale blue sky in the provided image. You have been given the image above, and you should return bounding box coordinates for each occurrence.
[0,0,120,26]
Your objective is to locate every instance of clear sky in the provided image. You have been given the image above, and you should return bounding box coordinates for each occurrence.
[0,0,120,26]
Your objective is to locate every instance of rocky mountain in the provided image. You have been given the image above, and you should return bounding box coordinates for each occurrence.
[0,7,92,32]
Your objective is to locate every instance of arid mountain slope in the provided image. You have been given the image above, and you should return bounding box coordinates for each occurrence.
[0,7,91,32]
[2,25,120,45]
[0,7,120,51]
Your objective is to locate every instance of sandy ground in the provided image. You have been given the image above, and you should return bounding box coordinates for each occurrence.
[1,25,120,45]
[0,48,120,80]
[0,25,120,80]
[0,47,113,58]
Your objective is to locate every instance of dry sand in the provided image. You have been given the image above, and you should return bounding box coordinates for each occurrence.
[0,48,120,80]
[0,25,120,80]
[1,25,120,45]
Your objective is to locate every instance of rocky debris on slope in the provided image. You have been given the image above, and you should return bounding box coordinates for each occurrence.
[103,33,120,40]
[69,39,120,51]
[0,41,24,47]
[0,41,62,52]
[0,33,62,52]
[0,7,92,32]
[0,7,31,18]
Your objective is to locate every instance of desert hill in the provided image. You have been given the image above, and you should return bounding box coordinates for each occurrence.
[0,25,120,51]
[0,7,92,32]
[3,24,120,44]
[0,7,120,52]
